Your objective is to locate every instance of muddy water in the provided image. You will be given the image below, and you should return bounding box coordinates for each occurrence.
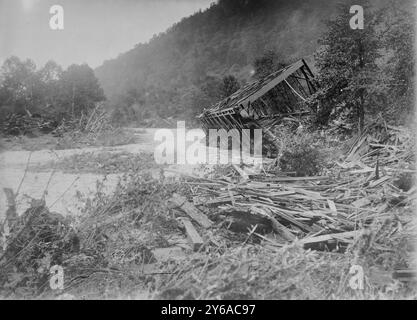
[0,128,262,220]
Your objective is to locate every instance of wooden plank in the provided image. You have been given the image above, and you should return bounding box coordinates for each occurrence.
[271,176,329,182]
[327,199,337,214]
[178,217,204,251]
[170,193,213,228]
[232,164,249,180]
[300,230,359,245]
[352,198,371,208]
[206,197,233,206]
[369,176,390,188]
[241,60,305,107]
[227,186,236,207]
[346,135,368,162]
[269,207,315,233]
[286,187,323,200]
[251,206,295,242]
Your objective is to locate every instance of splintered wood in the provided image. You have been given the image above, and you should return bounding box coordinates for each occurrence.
[170,119,415,250]
[178,217,204,251]
[169,193,213,228]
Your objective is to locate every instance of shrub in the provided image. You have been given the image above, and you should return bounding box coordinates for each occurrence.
[279,132,323,176]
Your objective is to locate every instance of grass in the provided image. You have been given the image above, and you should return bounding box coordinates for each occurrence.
[34,151,161,174]
[55,128,136,150]
[0,127,136,152]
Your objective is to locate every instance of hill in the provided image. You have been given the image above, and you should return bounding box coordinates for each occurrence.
[94,0,387,125]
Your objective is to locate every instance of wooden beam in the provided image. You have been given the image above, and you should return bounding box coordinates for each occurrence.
[300,230,359,245]
[178,217,204,251]
[169,193,213,228]
[299,66,315,94]
[239,60,305,107]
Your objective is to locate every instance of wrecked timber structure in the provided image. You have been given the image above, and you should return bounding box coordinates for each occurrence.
[198,59,317,132]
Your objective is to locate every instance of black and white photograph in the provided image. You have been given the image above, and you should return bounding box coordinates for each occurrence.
[0,0,416,302]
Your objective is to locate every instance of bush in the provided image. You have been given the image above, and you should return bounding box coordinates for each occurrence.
[279,132,323,176]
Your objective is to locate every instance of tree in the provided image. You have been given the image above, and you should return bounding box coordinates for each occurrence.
[314,2,381,131]
[253,50,286,79]
[221,75,240,97]
[0,56,39,115]
[58,64,105,118]
[0,57,106,132]
[37,60,63,114]
[381,2,414,115]
[200,75,223,101]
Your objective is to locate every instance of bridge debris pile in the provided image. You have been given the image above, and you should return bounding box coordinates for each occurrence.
[155,120,415,299]
[171,119,415,251]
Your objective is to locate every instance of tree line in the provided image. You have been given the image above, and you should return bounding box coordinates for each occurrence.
[0,57,105,129]
[0,0,414,133]
[96,0,414,129]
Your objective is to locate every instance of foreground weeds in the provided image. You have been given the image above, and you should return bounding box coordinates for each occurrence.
[35,151,160,174]
[1,170,415,299]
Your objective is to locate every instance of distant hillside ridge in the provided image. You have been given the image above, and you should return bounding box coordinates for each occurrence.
[94,0,390,124]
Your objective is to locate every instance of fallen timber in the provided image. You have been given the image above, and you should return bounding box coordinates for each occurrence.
[197,59,318,152]
[169,120,415,251]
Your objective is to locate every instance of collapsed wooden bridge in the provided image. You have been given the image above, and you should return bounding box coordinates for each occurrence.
[198,59,317,131]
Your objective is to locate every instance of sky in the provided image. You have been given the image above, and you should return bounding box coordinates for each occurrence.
[0,0,212,69]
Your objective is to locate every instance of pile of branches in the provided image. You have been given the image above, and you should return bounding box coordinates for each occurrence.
[1,113,58,136]
[51,105,134,148]
[52,105,113,137]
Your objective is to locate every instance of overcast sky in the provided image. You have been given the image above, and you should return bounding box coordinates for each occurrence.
[0,0,212,69]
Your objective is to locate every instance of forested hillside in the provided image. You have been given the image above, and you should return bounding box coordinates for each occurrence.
[1,0,411,130]
[95,0,346,125]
